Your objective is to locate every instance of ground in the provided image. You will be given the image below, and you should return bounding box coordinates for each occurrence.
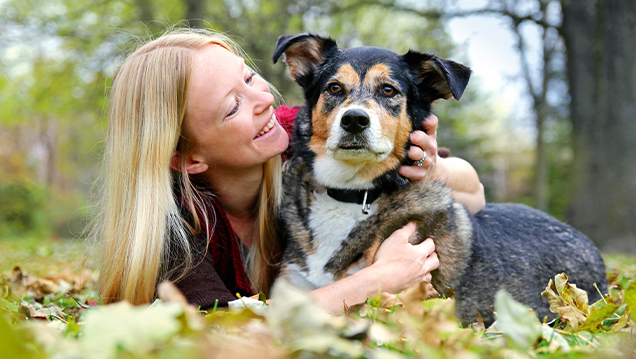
[1,237,635,359]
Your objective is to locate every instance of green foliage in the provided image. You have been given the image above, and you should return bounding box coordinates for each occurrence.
[0,313,40,359]
[0,179,49,238]
[491,290,542,350]
[1,240,635,359]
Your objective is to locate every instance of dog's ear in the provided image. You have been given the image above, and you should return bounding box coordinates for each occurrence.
[272,33,339,88]
[402,50,471,101]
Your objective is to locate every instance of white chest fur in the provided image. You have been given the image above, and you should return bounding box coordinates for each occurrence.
[302,191,376,288]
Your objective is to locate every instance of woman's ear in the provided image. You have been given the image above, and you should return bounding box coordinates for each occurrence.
[170,151,209,175]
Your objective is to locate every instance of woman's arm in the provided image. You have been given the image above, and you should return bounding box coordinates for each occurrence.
[399,114,485,214]
[309,222,439,314]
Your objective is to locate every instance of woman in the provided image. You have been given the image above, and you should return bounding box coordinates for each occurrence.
[93,29,484,313]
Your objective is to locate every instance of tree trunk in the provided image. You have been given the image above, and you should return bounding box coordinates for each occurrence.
[533,23,553,213]
[562,0,636,253]
[534,101,549,212]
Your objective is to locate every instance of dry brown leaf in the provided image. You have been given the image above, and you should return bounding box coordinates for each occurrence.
[8,266,96,300]
[554,273,589,313]
[472,311,486,332]
[18,301,66,321]
[541,273,589,329]
[556,306,587,330]
[368,281,440,315]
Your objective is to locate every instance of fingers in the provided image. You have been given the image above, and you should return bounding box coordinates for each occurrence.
[414,237,435,255]
[374,221,417,263]
[399,221,417,240]
[410,131,437,159]
[426,251,439,273]
[415,239,438,283]
[407,145,426,164]
[398,164,426,181]
[383,221,417,245]
[422,114,438,140]
[401,130,438,182]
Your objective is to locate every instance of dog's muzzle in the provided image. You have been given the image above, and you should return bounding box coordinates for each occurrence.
[340,109,370,134]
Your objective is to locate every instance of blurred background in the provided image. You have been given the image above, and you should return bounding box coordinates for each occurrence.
[0,0,634,253]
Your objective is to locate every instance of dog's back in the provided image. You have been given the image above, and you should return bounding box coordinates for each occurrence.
[457,203,607,325]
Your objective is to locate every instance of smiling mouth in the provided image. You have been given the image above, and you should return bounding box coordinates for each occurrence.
[255,113,277,139]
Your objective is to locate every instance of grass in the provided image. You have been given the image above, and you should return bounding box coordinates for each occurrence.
[0,236,92,276]
[0,236,635,359]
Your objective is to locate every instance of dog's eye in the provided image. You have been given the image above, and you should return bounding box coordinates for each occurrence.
[381,85,396,96]
[328,84,342,94]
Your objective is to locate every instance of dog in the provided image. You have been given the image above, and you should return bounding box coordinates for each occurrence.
[272,33,608,326]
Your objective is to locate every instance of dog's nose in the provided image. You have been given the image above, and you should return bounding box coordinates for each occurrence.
[340,109,370,134]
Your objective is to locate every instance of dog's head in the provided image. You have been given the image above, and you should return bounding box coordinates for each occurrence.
[273,33,470,190]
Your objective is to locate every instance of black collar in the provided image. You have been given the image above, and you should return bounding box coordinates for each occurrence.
[326,187,385,205]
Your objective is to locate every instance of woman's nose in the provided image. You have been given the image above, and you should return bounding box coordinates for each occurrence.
[253,87,275,114]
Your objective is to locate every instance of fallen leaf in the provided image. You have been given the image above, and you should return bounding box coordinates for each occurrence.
[81,300,188,359]
[267,279,372,358]
[0,313,38,359]
[7,266,96,300]
[492,290,541,350]
[18,300,66,321]
[625,280,636,322]
[472,311,486,332]
[156,281,204,330]
[541,273,590,329]
[578,303,620,333]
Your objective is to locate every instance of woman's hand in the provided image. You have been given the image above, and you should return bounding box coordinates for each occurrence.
[399,114,439,181]
[310,222,439,313]
[371,222,439,294]
[398,114,486,214]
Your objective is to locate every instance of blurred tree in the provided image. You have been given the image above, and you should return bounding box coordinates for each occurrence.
[0,0,150,237]
[499,0,566,213]
[0,0,497,238]
[184,0,206,28]
[561,0,636,253]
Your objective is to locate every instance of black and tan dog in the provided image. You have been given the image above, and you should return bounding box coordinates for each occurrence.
[272,33,608,326]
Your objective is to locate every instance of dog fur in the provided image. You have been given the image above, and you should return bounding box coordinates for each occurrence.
[272,33,608,326]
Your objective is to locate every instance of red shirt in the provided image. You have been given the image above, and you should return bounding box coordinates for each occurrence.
[172,105,299,309]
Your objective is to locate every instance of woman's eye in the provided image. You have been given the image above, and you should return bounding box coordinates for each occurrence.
[381,85,396,96]
[226,98,240,118]
[246,72,256,84]
[328,83,342,94]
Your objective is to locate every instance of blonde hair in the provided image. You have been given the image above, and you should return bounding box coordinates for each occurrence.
[93,28,282,305]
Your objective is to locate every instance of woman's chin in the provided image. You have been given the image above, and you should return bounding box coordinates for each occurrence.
[255,123,289,156]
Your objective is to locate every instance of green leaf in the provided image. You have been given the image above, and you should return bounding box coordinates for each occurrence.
[0,313,39,359]
[625,280,636,322]
[81,301,186,359]
[492,290,542,350]
[578,303,619,333]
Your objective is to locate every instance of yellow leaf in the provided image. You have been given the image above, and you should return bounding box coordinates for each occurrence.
[541,273,590,329]
[541,278,568,313]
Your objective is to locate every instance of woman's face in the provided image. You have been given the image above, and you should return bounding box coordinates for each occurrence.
[184,45,288,174]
